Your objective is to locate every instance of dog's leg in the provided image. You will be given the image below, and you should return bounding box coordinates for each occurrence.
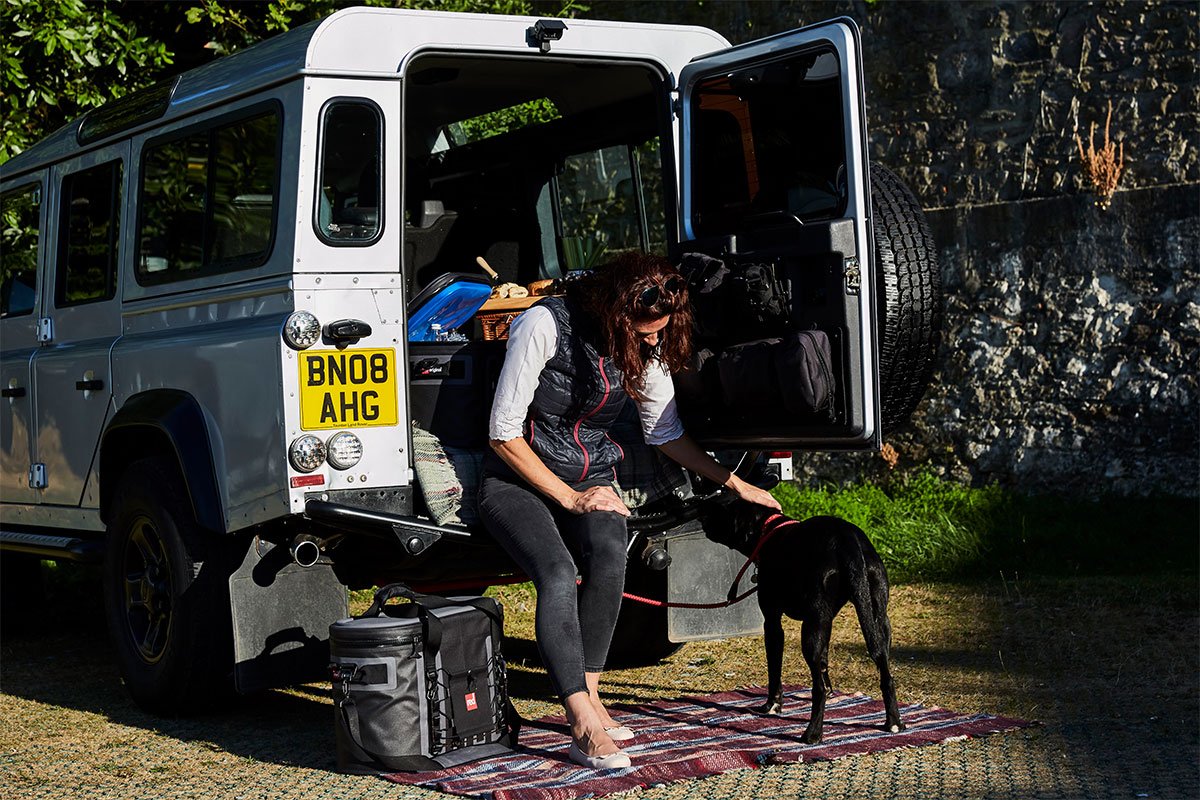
[874,614,904,733]
[854,566,905,733]
[757,610,785,715]
[800,615,833,744]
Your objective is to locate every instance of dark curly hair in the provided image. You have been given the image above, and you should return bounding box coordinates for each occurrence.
[567,251,694,401]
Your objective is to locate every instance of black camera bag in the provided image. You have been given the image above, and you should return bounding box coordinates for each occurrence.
[681,252,790,342]
[329,582,520,774]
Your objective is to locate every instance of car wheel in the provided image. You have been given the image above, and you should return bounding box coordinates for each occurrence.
[103,457,238,714]
[871,164,944,433]
[606,562,684,667]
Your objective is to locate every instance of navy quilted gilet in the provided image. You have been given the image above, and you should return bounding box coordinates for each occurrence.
[524,296,628,482]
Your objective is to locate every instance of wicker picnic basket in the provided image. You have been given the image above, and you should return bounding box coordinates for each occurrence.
[476,296,542,341]
[478,310,520,341]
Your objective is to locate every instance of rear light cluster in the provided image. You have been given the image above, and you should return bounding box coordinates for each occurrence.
[283,311,321,350]
[326,431,364,469]
[289,431,363,473]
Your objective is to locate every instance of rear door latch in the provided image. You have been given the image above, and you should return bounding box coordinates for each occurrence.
[843,257,861,296]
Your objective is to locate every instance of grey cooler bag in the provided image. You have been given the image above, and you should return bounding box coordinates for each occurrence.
[329,582,520,774]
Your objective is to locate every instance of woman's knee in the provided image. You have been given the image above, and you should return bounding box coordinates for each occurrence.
[536,555,580,591]
[576,519,628,575]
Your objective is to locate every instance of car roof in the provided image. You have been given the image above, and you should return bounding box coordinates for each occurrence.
[1,7,729,180]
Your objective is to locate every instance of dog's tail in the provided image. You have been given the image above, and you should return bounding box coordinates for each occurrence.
[848,540,892,665]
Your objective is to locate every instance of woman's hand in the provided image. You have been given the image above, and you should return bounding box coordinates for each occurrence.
[728,475,782,511]
[563,485,631,517]
[656,435,782,512]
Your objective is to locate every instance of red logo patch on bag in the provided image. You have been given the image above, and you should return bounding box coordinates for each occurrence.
[465,692,477,711]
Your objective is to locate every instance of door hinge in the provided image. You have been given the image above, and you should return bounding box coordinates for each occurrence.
[843,257,861,296]
[35,317,53,342]
[28,463,47,490]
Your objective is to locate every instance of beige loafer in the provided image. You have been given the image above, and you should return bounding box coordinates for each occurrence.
[604,725,635,741]
[567,741,632,770]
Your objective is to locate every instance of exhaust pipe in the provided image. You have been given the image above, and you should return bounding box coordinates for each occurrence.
[290,534,323,568]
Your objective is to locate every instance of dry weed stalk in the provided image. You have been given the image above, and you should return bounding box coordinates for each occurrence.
[1074,100,1126,210]
[880,442,900,470]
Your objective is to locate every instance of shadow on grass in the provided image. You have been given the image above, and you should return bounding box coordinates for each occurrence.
[0,561,574,770]
[0,566,338,770]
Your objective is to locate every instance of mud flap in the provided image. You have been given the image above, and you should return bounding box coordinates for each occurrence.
[229,536,349,693]
[666,529,764,642]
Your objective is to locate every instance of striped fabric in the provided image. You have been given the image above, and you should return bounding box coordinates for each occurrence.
[411,423,486,527]
[385,685,1035,800]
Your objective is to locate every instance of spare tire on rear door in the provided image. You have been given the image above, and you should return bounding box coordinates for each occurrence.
[870,164,943,433]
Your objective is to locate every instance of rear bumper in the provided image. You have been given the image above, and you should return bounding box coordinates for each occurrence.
[303,498,473,556]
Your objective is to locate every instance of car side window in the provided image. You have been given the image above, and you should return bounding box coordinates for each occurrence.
[1,183,41,318]
[138,109,280,283]
[58,160,122,307]
[316,101,383,245]
[555,139,667,272]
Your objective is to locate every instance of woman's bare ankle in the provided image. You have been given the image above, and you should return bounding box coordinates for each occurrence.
[565,693,619,756]
[589,694,619,728]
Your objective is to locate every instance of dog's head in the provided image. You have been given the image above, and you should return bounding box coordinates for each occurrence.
[699,491,779,557]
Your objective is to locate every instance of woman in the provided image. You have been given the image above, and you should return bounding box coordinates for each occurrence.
[479,251,780,769]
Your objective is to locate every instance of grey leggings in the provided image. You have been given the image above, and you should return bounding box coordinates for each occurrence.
[477,472,628,701]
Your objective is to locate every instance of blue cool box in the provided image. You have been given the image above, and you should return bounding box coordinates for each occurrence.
[407,274,493,341]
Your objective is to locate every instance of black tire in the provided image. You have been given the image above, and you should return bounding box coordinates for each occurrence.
[871,164,943,433]
[606,562,684,667]
[102,457,237,714]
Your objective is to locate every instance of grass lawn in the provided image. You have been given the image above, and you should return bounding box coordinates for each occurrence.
[1,476,1196,798]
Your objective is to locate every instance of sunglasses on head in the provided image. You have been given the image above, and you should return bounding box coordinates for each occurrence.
[637,275,686,309]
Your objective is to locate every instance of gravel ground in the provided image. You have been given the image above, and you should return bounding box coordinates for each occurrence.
[1,571,1196,799]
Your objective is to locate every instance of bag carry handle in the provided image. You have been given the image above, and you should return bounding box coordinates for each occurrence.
[362,582,504,627]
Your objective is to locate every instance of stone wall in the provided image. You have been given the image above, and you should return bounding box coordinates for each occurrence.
[586,1,1199,496]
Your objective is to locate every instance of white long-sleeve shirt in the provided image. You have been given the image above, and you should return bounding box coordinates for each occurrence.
[487,304,685,446]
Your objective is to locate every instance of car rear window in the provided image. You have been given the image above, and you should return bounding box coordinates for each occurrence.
[690,48,847,237]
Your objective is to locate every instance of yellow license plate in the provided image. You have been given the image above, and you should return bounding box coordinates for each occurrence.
[299,348,398,430]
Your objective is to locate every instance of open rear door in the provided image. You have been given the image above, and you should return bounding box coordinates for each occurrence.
[674,18,878,450]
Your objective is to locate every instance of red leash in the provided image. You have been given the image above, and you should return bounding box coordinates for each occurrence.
[620,513,800,609]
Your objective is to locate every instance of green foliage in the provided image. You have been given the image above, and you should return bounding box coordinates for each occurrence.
[184,0,585,58]
[450,97,561,145]
[774,472,1198,581]
[1,0,173,162]
[2,0,584,163]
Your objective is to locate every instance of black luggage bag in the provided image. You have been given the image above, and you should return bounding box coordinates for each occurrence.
[329,583,520,774]
[712,331,836,419]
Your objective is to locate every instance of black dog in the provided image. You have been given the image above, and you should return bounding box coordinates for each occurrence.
[703,501,904,743]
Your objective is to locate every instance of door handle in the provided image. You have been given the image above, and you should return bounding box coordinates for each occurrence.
[1,386,25,398]
[75,379,104,391]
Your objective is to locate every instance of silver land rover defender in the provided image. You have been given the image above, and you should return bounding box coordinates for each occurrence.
[0,7,940,712]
